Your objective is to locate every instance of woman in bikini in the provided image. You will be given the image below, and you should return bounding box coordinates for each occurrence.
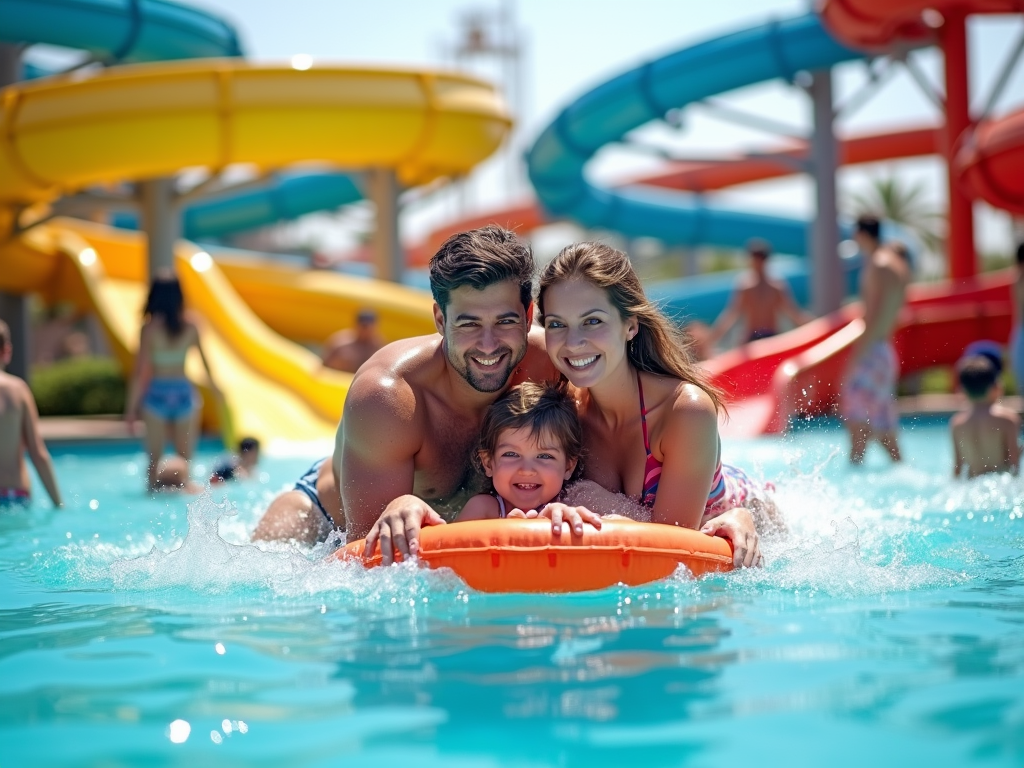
[125,276,220,491]
[536,242,778,567]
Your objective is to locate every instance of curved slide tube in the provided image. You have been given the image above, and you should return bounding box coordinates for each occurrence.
[0,0,242,62]
[0,61,508,440]
[0,219,438,444]
[526,13,864,255]
[4,0,370,241]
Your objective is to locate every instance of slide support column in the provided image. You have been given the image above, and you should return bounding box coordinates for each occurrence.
[808,68,843,316]
[941,8,976,280]
[368,168,402,282]
[140,178,180,278]
[0,42,30,381]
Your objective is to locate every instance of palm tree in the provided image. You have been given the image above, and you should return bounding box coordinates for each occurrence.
[846,174,946,255]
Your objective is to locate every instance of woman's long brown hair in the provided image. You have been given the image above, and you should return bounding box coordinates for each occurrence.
[538,241,724,413]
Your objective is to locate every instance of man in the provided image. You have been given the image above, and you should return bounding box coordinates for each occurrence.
[707,238,812,349]
[0,320,63,507]
[252,226,555,550]
[321,309,385,373]
[840,216,912,463]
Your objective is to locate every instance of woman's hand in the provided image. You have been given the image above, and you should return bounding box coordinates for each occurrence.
[361,494,445,565]
[701,507,763,568]
[507,502,602,537]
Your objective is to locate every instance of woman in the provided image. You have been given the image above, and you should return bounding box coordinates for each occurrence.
[536,242,776,566]
[125,276,219,491]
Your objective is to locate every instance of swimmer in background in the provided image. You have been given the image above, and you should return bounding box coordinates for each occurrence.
[706,238,812,349]
[321,309,385,373]
[457,382,602,536]
[0,320,63,507]
[210,436,260,483]
[951,353,1020,478]
[124,276,221,491]
[153,455,203,494]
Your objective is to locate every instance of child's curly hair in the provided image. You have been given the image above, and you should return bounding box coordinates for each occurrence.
[474,382,584,490]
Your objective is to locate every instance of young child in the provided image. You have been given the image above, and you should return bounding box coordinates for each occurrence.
[457,383,595,532]
[951,353,1021,478]
[210,436,260,483]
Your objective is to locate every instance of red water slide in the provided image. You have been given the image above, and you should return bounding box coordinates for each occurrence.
[712,0,1023,436]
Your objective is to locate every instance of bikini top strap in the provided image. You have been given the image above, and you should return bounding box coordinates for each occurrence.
[637,371,652,456]
[496,495,507,519]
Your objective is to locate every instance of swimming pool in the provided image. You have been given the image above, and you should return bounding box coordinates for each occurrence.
[2,420,1022,767]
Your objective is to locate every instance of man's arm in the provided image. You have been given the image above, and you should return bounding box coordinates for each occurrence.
[706,287,745,347]
[336,368,443,562]
[20,381,62,507]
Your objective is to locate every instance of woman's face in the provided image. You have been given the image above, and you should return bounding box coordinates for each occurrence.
[542,278,637,389]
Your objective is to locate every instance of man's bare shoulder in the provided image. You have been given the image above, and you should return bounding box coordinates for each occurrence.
[344,335,444,419]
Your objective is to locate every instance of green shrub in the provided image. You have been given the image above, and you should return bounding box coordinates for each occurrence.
[31,357,126,416]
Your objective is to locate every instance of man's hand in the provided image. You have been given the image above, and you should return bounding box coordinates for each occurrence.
[361,494,445,565]
[507,502,602,537]
[701,507,763,568]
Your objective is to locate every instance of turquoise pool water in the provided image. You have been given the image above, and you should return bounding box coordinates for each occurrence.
[2,420,1023,767]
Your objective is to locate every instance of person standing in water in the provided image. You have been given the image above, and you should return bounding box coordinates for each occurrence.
[950,353,1020,478]
[707,238,811,348]
[840,216,912,464]
[125,276,220,491]
[0,320,63,507]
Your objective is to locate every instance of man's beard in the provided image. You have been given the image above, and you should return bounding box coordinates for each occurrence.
[446,342,524,393]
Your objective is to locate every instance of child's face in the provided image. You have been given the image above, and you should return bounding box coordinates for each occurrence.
[240,449,259,469]
[481,426,577,512]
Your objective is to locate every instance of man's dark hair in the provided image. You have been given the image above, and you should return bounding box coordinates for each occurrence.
[239,437,260,453]
[855,215,881,241]
[746,238,771,258]
[429,226,534,316]
[1016,242,1024,265]
[957,355,999,400]
[0,319,9,354]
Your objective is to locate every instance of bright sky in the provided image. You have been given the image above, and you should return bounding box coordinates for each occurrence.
[56,1,1024,256]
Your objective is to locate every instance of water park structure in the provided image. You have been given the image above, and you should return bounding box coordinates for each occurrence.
[0,0,1022,442]
[0,0,510,443]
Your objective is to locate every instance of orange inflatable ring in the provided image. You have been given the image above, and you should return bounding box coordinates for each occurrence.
[339,518,733,593]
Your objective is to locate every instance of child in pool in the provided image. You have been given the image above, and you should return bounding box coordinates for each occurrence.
[951,351,1020,478]
[457,382,602,536]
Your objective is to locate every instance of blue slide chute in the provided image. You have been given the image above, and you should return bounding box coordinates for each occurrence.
[526,13,863,256]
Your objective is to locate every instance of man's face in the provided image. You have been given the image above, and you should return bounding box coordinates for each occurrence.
[433,281,531,393]
[854,231,876,256]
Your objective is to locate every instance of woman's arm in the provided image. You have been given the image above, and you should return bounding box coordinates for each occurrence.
[124,322,152,429]
[649,384,720,529]
[191,323,222,399]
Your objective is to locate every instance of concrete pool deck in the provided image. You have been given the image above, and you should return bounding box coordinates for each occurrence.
[39,394,1024,446]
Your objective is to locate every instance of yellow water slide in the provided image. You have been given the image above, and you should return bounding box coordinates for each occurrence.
[0,61,509,443]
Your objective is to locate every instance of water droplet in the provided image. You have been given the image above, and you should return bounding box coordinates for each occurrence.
[210,730,223,744]
[167,719,191,743]
[215,642,226,655]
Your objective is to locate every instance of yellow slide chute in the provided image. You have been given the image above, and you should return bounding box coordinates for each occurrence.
[0,61,510,204]
[0,62,509,444]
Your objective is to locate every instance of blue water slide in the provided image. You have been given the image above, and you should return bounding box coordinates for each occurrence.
[526,13,865,256]
[2,0,365,239]
[183,172,363,240]
[0,0,242,61]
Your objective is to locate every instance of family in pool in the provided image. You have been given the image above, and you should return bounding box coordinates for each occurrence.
[3,226,1022,566]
